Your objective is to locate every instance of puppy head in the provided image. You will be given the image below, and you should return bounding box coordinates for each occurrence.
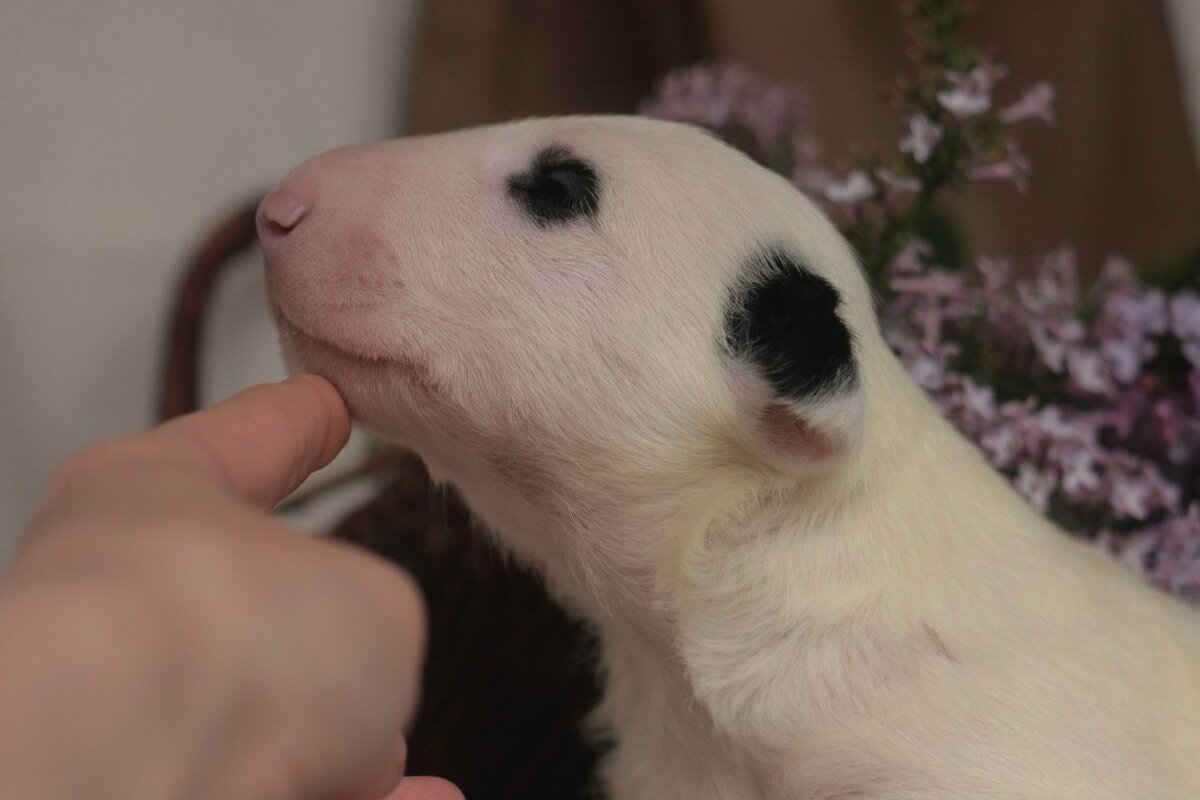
[260,116,872,525]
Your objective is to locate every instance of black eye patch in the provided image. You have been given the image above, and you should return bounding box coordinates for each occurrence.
[725,249,857,399]
[507,146,600,226]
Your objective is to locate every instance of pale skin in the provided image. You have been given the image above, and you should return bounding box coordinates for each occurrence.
[0,375,462,800]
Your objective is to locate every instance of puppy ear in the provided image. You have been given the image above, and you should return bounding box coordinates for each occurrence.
[723,248,864,471]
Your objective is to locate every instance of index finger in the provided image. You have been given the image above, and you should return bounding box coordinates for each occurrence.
[153,374,351,508]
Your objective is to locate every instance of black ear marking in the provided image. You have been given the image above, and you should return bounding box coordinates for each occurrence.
[724,249,857,399]
[507,146,600,226]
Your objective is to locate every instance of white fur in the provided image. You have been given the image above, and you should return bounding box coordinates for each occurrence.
[263,116,1200,799]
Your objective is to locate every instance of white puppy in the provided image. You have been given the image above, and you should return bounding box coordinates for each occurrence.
[260,116,1200,799]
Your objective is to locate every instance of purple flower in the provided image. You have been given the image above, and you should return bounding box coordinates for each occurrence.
[1111,475,1155,520]
[1029,319,1084,373]
[937,65,1003,118]
[888,239,933,277]
[640,64,809,150]
[1019,248,1080,314]
[737,83,805,147]
[1099,255,1138,283]
[1100,337,1150,384]
[640,65,737,130]
[1066,348,1113,396]
[961,377,997,420]
[891,270,970,299]
[889,268,974,352]
[1150,396,1200,465]
[967,143,1032,192]
[1015,462,1055,511]
[899,114,943,163]
[1058,445,1101,498]
[823,170,875,204]
[906,352,948,391]
[877,167,921,195]
[1032,405,1090,443]
[1091,282,1167,384]
[977,256,1013,294]
[1000,83,1056,125]
[981,423,1020,467]
[1108,505,1200,598]
[1170,291,1200,369]
[1103,289,1169,337]
[789,133,830,195]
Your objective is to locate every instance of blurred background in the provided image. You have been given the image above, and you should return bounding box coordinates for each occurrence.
[2,0,1198,559]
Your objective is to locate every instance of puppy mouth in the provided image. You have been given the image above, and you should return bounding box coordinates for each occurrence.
[270,302,441,396]
[272,303,372,362]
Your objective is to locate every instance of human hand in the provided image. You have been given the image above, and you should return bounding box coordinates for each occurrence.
[0,375,461,800]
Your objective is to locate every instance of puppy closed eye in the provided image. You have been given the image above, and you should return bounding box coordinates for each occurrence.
[508,146,600,226]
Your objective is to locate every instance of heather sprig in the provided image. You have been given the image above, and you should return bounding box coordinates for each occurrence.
[841,0,1051,282]
[643,0,1052,285]
[638,63,823,184]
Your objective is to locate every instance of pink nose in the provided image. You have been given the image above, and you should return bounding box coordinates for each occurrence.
[257,187,309,239]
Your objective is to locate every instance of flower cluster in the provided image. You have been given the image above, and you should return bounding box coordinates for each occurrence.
[638,63,826,191]
[639,0,1200,598]
[883,245,1200,598]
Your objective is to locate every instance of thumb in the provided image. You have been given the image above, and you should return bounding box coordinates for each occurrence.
[153,373,350,508]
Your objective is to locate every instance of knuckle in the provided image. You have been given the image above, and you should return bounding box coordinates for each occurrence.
[45,438,149,494]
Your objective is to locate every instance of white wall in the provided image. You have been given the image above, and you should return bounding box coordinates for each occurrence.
[1,1,421,559]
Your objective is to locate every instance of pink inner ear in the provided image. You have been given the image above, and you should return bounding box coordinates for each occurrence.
[761,403,840,463]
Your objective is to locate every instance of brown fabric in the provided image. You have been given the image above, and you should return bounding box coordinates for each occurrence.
[407,0,1200,273]
[407,0,708,130]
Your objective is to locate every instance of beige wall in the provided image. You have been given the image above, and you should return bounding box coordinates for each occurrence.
[1,1,421,558]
